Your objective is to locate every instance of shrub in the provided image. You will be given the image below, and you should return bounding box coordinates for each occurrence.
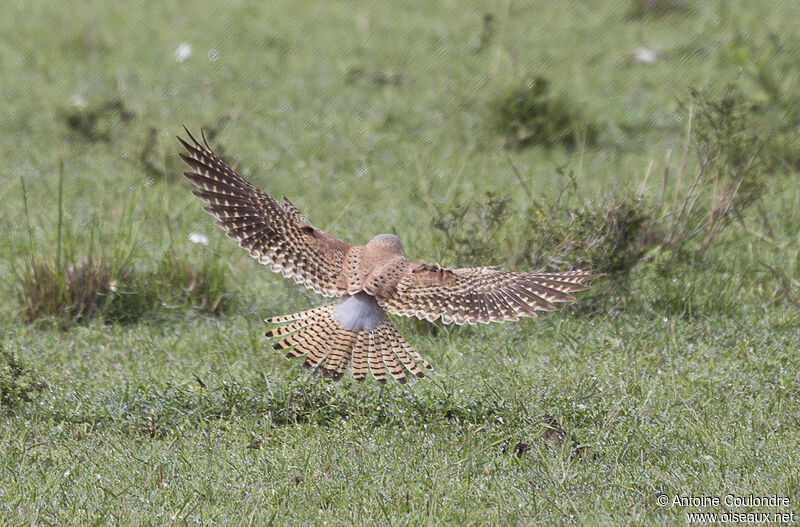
[628,0,688,19]
[59,98,135,143]
[661,87,771,252]
[431,187,659,295]
[525,193,659,279]
[434,85,779,313]
[1,344,45,413]
[491,76,597,149]
[431,191,512,267]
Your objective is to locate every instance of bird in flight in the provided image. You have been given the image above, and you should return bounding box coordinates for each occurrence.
[179,130,600,384]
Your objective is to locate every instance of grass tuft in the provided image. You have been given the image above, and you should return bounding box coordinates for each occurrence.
[15,250,231,326]
[17,257,117,323]
[13,165,232,326]
[432,186,658,287]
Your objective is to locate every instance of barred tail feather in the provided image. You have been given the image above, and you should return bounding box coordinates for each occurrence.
[391,324,433,378]
[322,329,356,381]
[351,332,370,382]
[374,321,406,383]
[265,302,429,384]
[366,331,386,383]
[386,323,426,378]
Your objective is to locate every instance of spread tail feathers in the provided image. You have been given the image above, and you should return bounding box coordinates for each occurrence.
[266,302,432,384]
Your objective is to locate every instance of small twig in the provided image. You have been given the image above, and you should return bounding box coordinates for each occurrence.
[760,259,799,308]
[755,200,777,241]
[673,104,693,211]
[139,127,165,179]
[56,160,65,273]
[205,112,233,143]
[638,158,654,196]
[504,153,534,203]
[657,148,671,211]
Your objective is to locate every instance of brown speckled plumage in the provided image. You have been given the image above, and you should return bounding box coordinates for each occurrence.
[180,129,601,383]
[381,267,599,325]
[178,131,350,297]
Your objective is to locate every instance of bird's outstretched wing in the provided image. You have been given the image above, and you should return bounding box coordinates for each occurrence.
[378,265,601,325]
[178,129,351,297]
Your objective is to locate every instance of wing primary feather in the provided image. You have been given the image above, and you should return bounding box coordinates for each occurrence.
[179,131,351,297]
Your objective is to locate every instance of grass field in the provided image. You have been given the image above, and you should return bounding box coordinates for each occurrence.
[2,1,799,524]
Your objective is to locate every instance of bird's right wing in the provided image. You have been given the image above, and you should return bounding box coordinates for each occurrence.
[179,129,351,297]
[379,264,601,325]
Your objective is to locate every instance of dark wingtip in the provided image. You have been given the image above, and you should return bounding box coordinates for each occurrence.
[377,378,387,385]
[181,126,202,147]
[176,134,194,153]
[191,189,211,201]
[272,343,282,351]
[264,330,275,338]
[398,377,408,385]
[415,371,425,378]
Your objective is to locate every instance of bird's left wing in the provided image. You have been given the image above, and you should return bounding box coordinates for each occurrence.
[378,264,601,325]
[178,129,351,297]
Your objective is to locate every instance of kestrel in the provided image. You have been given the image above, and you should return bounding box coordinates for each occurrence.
[179,130,600,384]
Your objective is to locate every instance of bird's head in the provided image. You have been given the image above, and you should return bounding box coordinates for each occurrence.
[367,234,404,256]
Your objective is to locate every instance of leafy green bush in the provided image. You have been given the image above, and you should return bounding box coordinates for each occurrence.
[492,76,597,149]
[628,0,688,19]
[59,98,135,143]
[1,344,45,413]
[431,192,512,267]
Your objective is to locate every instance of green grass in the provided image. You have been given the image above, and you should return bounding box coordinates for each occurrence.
[2,0,799,524]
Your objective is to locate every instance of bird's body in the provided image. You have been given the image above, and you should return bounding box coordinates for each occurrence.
[336,234,409,299]
[179,130,600,383]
